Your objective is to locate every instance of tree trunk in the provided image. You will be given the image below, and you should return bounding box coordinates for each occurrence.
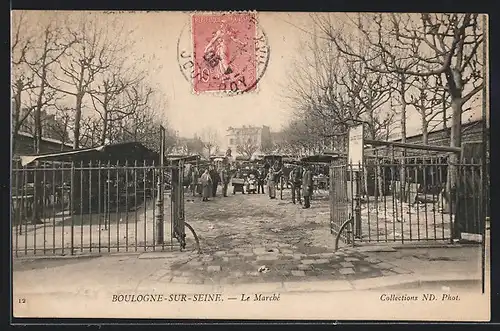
[100,110,109,145]
[399,80,407,201]
[443,96,463,239]
[377,130,390,198]
[422,117,429,145]
[446,97,462,196]
[442,90,448,135]
[73,93,84,150]
[12,82,23,153]
[34,78,45,155]
[31,69,48,225]
[365,128,376,198]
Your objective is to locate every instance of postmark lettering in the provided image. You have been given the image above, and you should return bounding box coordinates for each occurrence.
[177,11,270,96]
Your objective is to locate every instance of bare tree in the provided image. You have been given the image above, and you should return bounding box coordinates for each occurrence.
[199,127,219,158]
[47,12,133,149]
[316,12,484,206]
[79,116,102,148]
[284,32,353,145]
[324,15,483,168]
[408,76,453,144]
[44,106,73,149]
[89,51,150,145]
[16,13,76,224]
[236,138,259,158]
[214,145,221,155]
[175,139,190,155]
[182,136,205,155]
[280,117,323,156]
[16,13,74,154]
[315,14,419,144]
[113,91,175,157]
[260,135,275,154]
[93,79,153,145]
[11,12,36,152]
[284,21,394,156]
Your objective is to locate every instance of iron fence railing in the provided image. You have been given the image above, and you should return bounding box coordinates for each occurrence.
[11,161,182,256]
[330,157,487,244]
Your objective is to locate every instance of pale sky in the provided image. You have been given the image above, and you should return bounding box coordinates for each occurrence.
[124,11,484,146]
[122,11,313,148]
[14,11,486,149]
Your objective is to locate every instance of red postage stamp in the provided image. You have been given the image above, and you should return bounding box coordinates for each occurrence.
[191,13,258,94]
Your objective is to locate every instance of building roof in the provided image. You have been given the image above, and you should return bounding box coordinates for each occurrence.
[19,142,159,166]
[226,125,266,134]
[300,153,344,164]
[389,118,486,142]
[16,131,73,148]
[210,155,227,160]
[167,154,202,163]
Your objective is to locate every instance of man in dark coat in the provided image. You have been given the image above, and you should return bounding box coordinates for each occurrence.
[190,166,199,197]
[209,165,220,197]
[290,165,302,205]
[257,167,266,194]
[302,165,313,209]
[266,168,277,199]
[220,165,231,197]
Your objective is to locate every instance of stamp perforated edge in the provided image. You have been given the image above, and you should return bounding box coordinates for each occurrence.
[178,10,269,97]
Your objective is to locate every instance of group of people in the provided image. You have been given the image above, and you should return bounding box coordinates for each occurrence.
[285,164,314,209]
[189,165,225,201]
[189,164,266,201]
[188,161,314,209]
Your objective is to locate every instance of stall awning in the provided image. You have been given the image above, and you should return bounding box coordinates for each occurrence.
[167,154,201,163]
[282,157,300,163]
[19,142,160,167]
[300,153,343,164]
[209,155,227,162]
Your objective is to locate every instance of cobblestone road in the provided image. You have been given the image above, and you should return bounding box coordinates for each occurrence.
[158,190,412,285]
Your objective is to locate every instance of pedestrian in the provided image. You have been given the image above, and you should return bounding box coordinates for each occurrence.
[200,169,212,202]
[220,165,231,197]
[257,167,266,194]
[209,165,219,197]
[273,164,283,194]
[266,168,276,199]
[190,166,199,197]
[302,165,313,209]
[290,165,302,205]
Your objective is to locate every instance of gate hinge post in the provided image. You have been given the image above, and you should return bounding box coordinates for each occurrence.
[354,170,362,239]
[155,176,164,244]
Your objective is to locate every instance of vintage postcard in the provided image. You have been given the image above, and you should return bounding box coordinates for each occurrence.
[11,10,490,321]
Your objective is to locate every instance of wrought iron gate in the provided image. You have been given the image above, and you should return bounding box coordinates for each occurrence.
[171,160,186,249]
[329,159,353,248]
[328,156,487,246]
[11,161,187,257]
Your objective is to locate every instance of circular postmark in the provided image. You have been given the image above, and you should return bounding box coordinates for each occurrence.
[177,12,270,96]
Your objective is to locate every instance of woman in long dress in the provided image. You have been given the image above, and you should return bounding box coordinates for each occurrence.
[266,168,276,199]
[200,169,212,202]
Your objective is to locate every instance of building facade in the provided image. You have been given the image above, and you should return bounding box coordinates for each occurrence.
[390,119,488,147]
[13,132,73,157]
[226,125,272,155]
[270,131,284,148]
[16,107,71,143]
